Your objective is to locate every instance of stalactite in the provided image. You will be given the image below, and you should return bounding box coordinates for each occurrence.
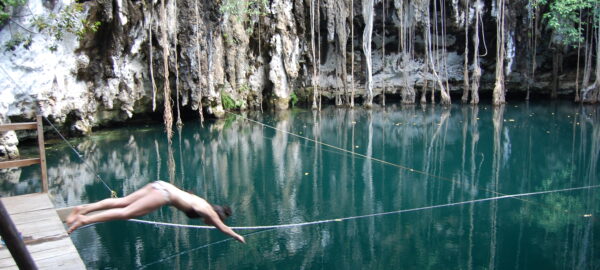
[493,0,506,105]
[397,0,415,104]
[470,0,482,104]
[592,10,600,103]
[148,1,157,112]
[317,0,322,111]
[575,7,583,102]
[194,0,204,123]
[422,23,430,105]
[175,2,182,127]
[311,0,318,110]
[350,0,355,108]
[439,0,451,104]
[381,0,386,106]
[526,0,538,101]
[207,31,214,105]
[160,0,173,143]
[581,15,592,95]
[336,0,348,107]
[461,0,470,103]
[362,0,374,108]
[425,2,449,105]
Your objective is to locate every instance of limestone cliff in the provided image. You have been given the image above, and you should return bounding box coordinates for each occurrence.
[0,0,593,152]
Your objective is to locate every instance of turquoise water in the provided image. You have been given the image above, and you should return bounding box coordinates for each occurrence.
[6,102,600,269]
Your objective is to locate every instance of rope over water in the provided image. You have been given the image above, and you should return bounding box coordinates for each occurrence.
[224,111,531,202]
[128,184,600,230]
[43,117,118,198]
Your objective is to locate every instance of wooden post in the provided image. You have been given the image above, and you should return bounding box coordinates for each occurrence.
[36,115,48,193]
[0,200,37,269]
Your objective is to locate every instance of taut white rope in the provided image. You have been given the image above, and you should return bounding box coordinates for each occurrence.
[127,184,600,230]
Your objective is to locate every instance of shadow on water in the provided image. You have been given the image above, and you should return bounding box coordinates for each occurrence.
[3,101,599,269]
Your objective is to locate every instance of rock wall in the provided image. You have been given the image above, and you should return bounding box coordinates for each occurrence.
[0,0,592,148]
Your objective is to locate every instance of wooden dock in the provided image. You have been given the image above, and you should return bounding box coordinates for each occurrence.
[0,193,85,269]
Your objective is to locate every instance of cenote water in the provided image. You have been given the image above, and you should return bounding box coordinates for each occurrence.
[4,101,600,269]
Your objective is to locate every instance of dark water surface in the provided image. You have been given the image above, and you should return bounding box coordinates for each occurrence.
[5,102,600,269]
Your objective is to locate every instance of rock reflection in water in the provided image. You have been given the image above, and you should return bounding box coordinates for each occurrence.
[7,103,598,269]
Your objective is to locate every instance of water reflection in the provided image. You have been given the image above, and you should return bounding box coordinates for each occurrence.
[6,102,598,269]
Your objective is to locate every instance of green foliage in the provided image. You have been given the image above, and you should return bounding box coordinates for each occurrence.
[3,2,100,51]
[0,0,26,23]
[239,83,251,92]
[536,0,595,46]
[290,92,298,107]
[34,4,101,44]
[221,92,244,110]
[4,32,31,50]
[219,0,268,34]
[219,0,268,19]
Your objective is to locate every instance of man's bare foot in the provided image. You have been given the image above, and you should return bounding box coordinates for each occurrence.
[66,206,83,225]
[67,215,87,234]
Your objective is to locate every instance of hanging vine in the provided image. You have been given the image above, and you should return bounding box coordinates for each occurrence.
[174,2,182,128]
[493,0,507,105]
[471,0,482,104]
[461,0,470,103]
[160,0,173,142]
[194,0,204,123]
[362,0,374,107]
[350,0,355,107]
[148,0,157,112]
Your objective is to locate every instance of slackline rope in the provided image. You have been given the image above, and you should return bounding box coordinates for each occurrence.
[0,65,120,195]
[127,184,600,230]
[225,111,453,183]
[40,105,593,233]
[136,229,275,269]
[43,117,118,198]
[224,111,531,202]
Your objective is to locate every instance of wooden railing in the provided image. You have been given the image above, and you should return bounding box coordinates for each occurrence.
[0,115,48,193]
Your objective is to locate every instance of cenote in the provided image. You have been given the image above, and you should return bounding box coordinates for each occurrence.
[6,101,600,269]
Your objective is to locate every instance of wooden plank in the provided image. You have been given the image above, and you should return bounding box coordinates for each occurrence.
[0,123,36,132]
[0,158,41,169]
[0,194,52,215]
[8,211,56,226]
[0,257,18,268]
[0,239,85,269]
[35,254,85,270]
[14,220,65,238]
[0,236,72,260]
[0,194,85,269]
[37,115,48,193]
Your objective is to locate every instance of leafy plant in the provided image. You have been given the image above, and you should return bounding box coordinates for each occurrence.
[4,32,31,50]
[221,92,244,110]
[34,4,101,43]
[290,92,298,107]
[0,0,26,23]
[3,2,100,51]
[219,0,268,19]
[239,83,251,92]
[219,0,268,34]
[536,0,596,46]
